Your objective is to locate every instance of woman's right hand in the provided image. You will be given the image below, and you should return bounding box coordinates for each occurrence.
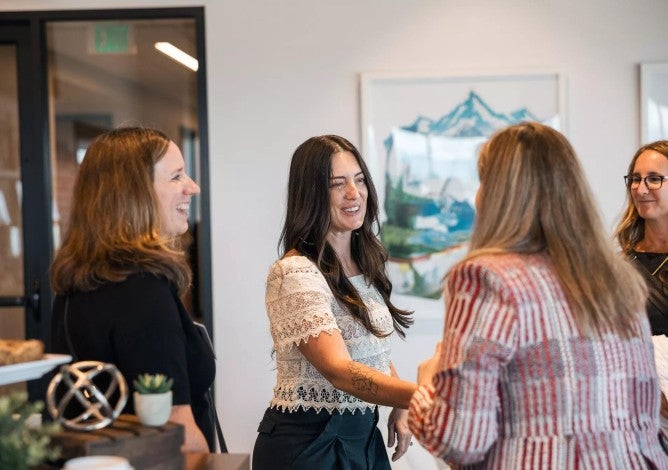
[417,341,442,387]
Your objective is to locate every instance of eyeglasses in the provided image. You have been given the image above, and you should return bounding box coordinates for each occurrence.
[624,174,668,190]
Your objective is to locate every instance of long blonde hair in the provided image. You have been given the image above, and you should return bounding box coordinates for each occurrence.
[615,140,668,253]
[51,127,191,295]
[468,122,646,337]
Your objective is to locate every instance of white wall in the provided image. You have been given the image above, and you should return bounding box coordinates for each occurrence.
[4,0,668,465]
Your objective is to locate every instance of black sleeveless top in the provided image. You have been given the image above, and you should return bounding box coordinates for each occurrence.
[630,250,668,336]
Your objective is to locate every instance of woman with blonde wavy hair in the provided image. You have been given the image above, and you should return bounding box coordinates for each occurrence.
[616,140,668,335]
[50,127,215,453]
[408,122,667,468]
[616,140,668,436]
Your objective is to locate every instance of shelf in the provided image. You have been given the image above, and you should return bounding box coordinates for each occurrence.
[0,354,72,386]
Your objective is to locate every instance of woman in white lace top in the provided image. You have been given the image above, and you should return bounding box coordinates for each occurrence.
[252,135,417,469]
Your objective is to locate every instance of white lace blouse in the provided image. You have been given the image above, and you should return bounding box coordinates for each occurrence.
[266,255,395,414]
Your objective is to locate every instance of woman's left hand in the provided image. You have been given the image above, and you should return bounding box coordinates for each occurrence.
[417,341,443,387]
[387,407,412,461]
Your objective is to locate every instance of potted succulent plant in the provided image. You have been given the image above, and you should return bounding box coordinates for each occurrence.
[132,373,173,426]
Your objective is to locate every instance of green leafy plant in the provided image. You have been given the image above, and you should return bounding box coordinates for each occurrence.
[132,373,173,394]
[0,391,61,470]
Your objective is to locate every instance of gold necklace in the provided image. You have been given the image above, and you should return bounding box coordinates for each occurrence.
[652,254,668,276]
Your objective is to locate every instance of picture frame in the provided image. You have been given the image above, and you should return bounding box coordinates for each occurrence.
[360,71,565,318]
[640,62,668,144]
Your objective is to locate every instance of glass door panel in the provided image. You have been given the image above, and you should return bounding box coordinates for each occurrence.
[0,43,25,396]
[0,44,25,341]
[0,8,209,402]
[46,18,203,317]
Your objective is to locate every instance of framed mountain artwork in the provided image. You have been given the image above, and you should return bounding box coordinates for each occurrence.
[360,71,564,318]
[641,62,668,144]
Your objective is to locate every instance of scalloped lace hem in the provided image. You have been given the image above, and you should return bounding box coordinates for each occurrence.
[269,401,376,415]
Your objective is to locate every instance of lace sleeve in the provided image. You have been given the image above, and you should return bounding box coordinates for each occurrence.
[266,257,340,352]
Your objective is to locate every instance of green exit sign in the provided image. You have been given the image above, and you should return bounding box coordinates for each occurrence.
[93,23,132,54]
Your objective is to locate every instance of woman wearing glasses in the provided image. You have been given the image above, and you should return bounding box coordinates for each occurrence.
[616,141,668,336]
[616,141,668,439]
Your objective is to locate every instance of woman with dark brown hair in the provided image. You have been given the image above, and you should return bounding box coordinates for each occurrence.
[50,127,215,453]
[252,135,416,469]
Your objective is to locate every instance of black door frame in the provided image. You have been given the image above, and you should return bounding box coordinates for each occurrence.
[0,7,212,400]
[0,20,53,373]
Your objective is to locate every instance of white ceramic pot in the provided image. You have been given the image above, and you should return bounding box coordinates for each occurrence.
[133,390,172,426]
[64,455,133,469]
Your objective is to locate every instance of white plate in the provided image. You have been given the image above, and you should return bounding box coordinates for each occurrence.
[64,455,133,469]
[0,354,72,386]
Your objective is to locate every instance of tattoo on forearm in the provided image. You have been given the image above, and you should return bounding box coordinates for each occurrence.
[348,362,378,395]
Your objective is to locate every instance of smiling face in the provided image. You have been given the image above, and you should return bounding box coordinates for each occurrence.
[327,151,368,238]
[153,141,200,237]
[631,149,668,222]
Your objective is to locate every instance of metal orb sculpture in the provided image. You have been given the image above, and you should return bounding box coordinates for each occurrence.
[47,361,128,431]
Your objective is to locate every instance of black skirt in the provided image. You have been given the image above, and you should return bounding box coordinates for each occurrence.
[252,407,391,470]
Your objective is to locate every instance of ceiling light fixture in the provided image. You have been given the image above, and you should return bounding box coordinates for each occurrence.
[154,42,198,71]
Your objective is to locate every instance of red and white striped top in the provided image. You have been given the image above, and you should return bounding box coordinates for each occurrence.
[408,253,668,469]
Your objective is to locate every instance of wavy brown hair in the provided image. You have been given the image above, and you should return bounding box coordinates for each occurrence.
[615,140,668,254]
[51,127,191,295]
[279,135,413,338]
[467,122,646,338]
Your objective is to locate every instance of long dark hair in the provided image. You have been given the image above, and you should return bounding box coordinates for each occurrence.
[279,135,412,338]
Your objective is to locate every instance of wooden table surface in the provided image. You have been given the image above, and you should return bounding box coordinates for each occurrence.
[185,453,250,470]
